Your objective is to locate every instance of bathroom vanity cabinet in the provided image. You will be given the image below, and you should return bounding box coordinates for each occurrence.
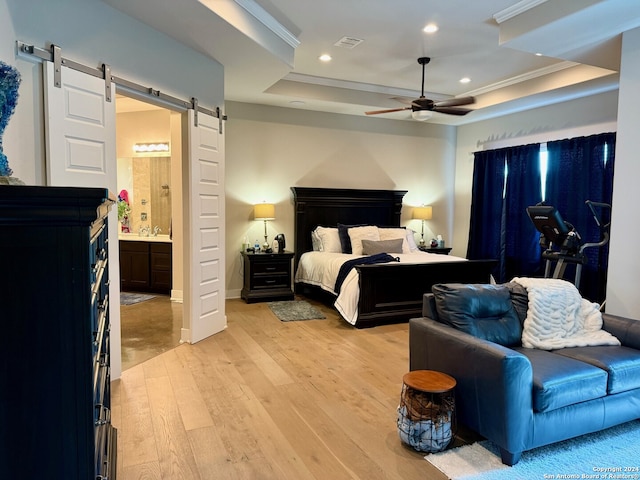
[119,238,172,294]
[0,185,117,480]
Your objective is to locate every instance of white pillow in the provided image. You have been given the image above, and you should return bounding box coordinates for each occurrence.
[405,228,419,252]
[311,229,322,251]
[348,226,380,255]
[378,227,411,254]
[313,226,342,253]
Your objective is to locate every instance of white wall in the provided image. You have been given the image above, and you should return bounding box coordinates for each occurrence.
[606,28,640,318]
[224,101,457,297]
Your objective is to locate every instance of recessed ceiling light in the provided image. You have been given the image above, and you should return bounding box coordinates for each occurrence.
[289,100,306,106]
[319,54,332,62]
[535,52,543,56]
[423,23,439,34]
[460,77,471,84]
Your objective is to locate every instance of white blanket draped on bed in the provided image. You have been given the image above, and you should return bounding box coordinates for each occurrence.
[295,251,466,325]
[512,277,620,350]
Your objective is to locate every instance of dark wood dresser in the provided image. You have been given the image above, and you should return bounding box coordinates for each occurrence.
[0,185,117,479]
[241,251,295,303]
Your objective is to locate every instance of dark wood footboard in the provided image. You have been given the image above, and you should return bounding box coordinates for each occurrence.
[354,259,496,327]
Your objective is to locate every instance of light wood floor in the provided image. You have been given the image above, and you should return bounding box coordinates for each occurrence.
[111,297,449,480]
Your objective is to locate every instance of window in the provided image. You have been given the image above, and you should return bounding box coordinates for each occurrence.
[468,133,615,302]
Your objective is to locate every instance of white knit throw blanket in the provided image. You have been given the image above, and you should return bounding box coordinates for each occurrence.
[512,277,620,350]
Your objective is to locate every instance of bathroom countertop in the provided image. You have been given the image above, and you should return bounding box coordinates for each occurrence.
[118,233,172,243]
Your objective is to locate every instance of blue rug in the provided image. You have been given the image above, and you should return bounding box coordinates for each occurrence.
[426,420,640,479]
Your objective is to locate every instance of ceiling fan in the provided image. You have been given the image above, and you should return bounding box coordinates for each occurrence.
[365,57,475,119]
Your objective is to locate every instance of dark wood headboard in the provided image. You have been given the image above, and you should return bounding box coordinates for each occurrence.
[290,187,407,268]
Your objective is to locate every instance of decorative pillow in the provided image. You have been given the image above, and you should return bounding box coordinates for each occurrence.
[405,228,419,252]
[337,223,366,253]
[378,227,411,254]
[311,229,321,251]
[348,226,380,255]
[312,226,342,253]
[361,239,403,255]
[432,283,522,347]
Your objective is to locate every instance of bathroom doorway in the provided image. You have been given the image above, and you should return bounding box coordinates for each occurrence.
[115,95,184,370]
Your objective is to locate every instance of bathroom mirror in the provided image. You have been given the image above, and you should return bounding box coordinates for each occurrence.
[117,156,171,236]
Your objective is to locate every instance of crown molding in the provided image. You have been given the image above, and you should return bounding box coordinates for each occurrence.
[234,0,300,49]
[493,0,549,24]
[463,61,577,97]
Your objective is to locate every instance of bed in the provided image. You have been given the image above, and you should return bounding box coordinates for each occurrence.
[291,186,496,328]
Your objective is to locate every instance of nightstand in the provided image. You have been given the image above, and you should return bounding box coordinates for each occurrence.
[419,246,452,255]
[241,251,295,303]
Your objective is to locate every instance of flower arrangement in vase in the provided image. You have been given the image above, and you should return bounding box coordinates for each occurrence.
[117,189,132,232]
[0,60,21,184]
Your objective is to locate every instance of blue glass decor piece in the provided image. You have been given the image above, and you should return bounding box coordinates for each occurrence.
[0,61,21,177]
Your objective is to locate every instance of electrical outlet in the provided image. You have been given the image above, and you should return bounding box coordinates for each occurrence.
[141,212,147,221]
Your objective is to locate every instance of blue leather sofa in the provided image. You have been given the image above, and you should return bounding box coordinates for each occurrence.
[409,282,640,465]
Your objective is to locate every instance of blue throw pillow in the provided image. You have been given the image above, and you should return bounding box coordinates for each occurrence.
[432,283,522,347]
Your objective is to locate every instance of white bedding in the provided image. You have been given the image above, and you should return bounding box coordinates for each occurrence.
[295,251,467,325]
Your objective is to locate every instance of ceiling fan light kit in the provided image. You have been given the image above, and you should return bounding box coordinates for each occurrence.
[365,56,475,120]
[411,110,432,121]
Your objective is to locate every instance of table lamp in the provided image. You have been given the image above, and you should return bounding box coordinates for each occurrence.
[412,206,433,246]
[254,202,275,250]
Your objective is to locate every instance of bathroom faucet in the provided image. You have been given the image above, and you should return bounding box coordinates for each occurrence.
[153,226,161,236]
[139,225,150,237]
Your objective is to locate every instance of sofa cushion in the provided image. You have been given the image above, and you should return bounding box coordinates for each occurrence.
[513,347,608,412]
[432,283,522,346]
[553,346,640,394]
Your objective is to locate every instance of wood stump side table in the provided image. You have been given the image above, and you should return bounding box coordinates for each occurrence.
[397,370,457,452]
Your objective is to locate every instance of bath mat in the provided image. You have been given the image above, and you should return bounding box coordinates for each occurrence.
[121,292,155,306]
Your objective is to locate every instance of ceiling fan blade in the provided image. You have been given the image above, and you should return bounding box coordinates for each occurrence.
[365,107,411,115]
[391,96,414,105]
[434,96,475,108]
[366,58,474,118]
[432,106,473,116]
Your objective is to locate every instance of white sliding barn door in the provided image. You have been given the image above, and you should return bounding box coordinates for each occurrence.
[43,62,122,378]
[183,109,226,343]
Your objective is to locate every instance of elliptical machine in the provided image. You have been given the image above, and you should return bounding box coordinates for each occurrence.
[526,201,611,290]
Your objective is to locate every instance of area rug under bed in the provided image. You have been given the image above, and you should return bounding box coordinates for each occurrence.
[268,300,326,322]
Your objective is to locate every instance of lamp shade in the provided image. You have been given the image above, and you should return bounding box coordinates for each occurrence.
[254,203,275,220]
[413,206,433,220]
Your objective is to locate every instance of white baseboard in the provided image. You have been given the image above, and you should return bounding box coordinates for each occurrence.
[171,289,183,303]
[180,328,191,344]
[226,288,242,299]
